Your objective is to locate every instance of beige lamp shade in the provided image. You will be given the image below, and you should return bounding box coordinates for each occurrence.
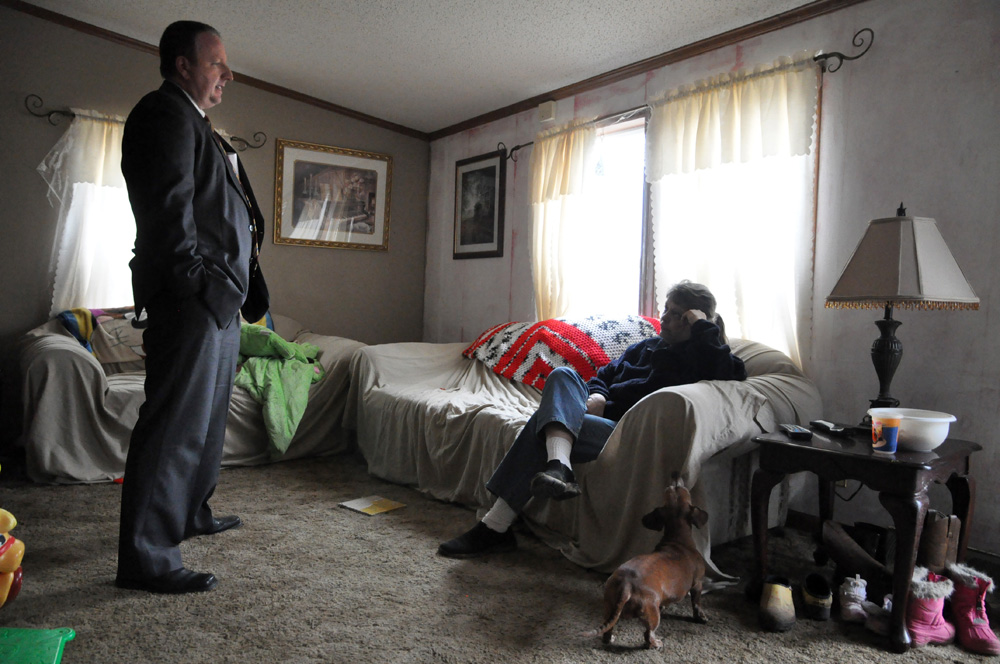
[826,216,979,310]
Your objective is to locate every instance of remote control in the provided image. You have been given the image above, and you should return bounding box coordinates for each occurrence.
[810,419,847,435]
[779,423,813,440]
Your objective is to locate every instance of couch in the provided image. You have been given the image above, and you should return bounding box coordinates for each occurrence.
[348,318,823,574]
[17,310,365,484]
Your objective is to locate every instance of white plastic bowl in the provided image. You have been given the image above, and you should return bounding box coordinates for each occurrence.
[868,408,956,452]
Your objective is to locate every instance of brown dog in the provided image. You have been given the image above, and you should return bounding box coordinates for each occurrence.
[585,477,716,649]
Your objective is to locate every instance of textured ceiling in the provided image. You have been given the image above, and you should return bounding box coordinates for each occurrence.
[25,0,812,134]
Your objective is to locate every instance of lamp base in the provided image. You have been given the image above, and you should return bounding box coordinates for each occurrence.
[869,396,900,409]
[858,395,901,429]
[869,305,903,417]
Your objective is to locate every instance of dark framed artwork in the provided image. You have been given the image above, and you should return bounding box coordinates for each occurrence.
[453,150,505,259]
[274,138,392,251]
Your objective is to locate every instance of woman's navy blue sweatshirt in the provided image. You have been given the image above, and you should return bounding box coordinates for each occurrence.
[586,319,747,422]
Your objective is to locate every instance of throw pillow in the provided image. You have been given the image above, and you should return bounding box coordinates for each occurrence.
[463,315,660,389]
[57,306,146,372]
[241,311,275,330]
[90,307,146,365]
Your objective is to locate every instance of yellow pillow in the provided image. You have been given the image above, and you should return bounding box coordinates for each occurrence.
[241,311,273,330]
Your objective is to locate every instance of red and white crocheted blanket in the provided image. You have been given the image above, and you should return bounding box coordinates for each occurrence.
[462,315,660,390]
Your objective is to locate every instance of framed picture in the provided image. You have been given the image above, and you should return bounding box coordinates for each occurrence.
[274,138,392,251]
[453,150,505,259]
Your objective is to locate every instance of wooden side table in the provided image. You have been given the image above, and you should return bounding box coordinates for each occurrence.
[750,429,981,653]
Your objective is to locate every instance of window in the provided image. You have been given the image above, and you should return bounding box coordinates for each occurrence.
[561,118,648,317]
[37,112,135,314]
[529,114,650,320]
[645,57,821,364]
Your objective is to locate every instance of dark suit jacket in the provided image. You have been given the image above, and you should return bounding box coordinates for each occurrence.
[121,81,268,327]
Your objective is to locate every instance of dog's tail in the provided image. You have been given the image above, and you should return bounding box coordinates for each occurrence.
[580,587,630,639]
[704,563,738,584]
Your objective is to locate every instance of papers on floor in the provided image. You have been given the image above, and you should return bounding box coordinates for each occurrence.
[339,495,405,516]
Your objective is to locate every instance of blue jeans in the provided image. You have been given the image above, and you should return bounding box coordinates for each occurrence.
[485,367,616,511]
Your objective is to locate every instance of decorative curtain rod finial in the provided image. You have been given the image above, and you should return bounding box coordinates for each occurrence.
[229,131,267,151]
[814,27,874,73]
[24,94,75,125]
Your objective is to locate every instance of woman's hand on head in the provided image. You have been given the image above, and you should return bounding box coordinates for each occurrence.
[682,309,708,326]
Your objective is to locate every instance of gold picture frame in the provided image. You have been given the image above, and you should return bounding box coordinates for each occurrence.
[274,138,392,251]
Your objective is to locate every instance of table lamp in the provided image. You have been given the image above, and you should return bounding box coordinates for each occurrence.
[826,204,979,417]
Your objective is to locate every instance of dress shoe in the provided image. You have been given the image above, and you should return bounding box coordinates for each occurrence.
[201,515,242,535]
[438,522,517,558]
[116,568,218,594]
[530,460,581,501]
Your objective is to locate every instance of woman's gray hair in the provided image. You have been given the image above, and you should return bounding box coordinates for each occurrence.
[665,280,727,341]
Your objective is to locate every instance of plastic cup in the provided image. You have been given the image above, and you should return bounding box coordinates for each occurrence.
[871,413,902,454]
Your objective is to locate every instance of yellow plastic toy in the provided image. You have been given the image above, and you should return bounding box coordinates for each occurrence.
[1,462,25,611]
[0,508,23,610]
[0,476,75,662]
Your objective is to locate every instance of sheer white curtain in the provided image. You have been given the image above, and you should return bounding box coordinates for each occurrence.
[37,110,135,315]
[528,120,597,320]
[646,54,820,365]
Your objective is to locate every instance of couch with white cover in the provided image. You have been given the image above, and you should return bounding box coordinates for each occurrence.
[348,316,823,573]
[17,310,365,484]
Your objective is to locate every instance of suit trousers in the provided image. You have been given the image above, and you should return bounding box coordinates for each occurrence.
[485,367,616,512]
[117,295,240,579]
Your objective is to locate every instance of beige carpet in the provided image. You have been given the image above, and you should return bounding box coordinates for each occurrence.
[0,452,992,663]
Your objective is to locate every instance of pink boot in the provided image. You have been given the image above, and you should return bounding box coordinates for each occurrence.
[947,562,1000,656]
[905,567,955,646]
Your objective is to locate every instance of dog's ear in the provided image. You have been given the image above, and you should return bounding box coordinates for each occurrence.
[686,506,709,529]
[642,508,666,531]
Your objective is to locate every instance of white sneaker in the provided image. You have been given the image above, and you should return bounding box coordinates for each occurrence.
[839,574,868,623]
[864,594,893,636]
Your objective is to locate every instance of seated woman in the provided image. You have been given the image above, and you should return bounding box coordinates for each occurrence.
[438,280,748,558]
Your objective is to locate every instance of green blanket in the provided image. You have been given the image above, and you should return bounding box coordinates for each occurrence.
[235,324,325,457]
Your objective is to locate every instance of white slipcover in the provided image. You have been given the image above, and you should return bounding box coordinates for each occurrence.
[17,314,365,484]
[348,338,822,573]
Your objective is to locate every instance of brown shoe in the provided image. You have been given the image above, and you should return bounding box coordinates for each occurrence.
[917,510,960,573]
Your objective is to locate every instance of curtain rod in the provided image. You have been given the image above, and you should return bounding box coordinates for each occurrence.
[652,55,818,108]
[493,28,873,162]
[651,27,875,110]
[23,94,268,151]
[497,104,650,162]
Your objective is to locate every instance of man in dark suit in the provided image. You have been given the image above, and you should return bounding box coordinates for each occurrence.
[116,20,268,594]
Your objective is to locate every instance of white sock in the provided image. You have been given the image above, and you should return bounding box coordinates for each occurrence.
[481,498,517,533]
[544,424,573,469]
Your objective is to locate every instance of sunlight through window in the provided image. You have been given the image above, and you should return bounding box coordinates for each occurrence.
[564,120,645,316]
